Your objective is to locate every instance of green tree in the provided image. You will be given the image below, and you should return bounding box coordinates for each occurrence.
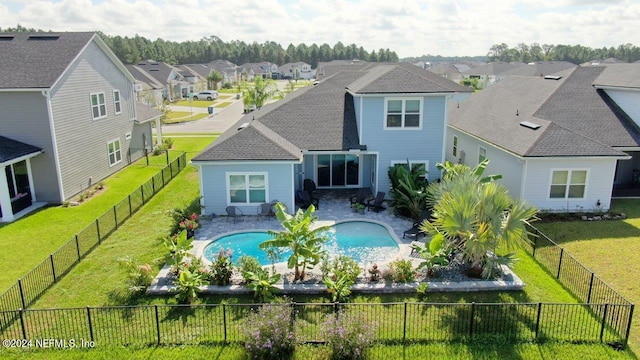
[259,203,329,281]
[421,160,537,279]
[243,76,281,109]
[207,70,223,90]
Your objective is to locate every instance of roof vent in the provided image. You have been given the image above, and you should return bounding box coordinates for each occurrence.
[237,122,249,131]
[0,35,14,41]
[544,75,562,80]
[520,121,541,130]
[28,34,59,40]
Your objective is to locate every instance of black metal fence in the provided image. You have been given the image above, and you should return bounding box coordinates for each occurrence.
[0,152,187,315]
[0,302,633,348]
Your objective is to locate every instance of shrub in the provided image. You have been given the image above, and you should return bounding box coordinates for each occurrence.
[175,269,202,304]
[239,255,267,283]
[119,256,154,294]
[322,255,361,284]
[243,270,281,302]
[243,303,295,360]
[387,259,417,283]
[324,311,377,360]
[210,247,234,286]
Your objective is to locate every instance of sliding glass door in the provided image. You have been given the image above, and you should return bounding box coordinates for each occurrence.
[316,154,359,187]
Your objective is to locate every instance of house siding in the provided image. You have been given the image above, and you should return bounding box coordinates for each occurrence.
[522,157,617,212]
[199,162,295,216]
[360,96,447,193]
[0,92,61,202]
[50,40,139,200]
[603,89,640,127]
[446,127,524,198]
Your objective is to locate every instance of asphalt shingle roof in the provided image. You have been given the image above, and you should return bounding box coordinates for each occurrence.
[0,32,95,89]
[593,63,640,89]
[0,136,42,163]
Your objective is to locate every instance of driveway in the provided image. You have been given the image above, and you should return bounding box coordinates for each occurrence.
[158,97,246,134]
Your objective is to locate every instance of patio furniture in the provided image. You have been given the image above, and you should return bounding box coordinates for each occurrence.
[403,210,432,239]
[225,206,244,223]
[302,179,320,209]
[298,191,319,210]
[350,188,371,206]
[366,192,387,213]
[257,202,272,220]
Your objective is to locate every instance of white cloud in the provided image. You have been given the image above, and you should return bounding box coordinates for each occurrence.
[0,0,639,57]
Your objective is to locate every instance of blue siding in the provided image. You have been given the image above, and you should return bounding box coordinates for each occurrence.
[200,163,294,216]
[360,96,447,193]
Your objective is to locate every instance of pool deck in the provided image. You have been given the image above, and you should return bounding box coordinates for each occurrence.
[147,190,526,295]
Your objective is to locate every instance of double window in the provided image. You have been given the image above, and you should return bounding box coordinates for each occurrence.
[91,93,107,120]
[113,90,122,114]
[385,98,422,129]
[549,170,587,199]
[107,139,122,166]
[390,160,429,180]
[227,173,267,204]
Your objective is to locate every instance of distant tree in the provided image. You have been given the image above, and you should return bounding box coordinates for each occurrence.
[207,71,223,90]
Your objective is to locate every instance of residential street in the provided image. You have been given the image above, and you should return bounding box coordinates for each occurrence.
[159,96,246,134]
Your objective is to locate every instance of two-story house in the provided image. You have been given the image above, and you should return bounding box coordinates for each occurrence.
[446,64,640,212]
[0,32,154,222]
[278,62,316,80]
[192,62,471,216]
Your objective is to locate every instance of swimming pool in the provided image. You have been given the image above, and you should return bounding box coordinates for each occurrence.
[202,220,400,265]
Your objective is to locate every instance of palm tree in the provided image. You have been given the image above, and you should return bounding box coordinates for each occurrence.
[421,160,537,279]
[207,70,223,90]
[259,203,328,281]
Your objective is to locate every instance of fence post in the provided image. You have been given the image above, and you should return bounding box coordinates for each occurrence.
[113,205,118,230]
[165,149,169,165]
[18,279,26,309]
[624,304,635,348]
[140,185,145,204]
[161,167,166,187]
[556,248,564,279]
[75,235,81,260]
[534,303,542,340]
[599,303,609,343]
[87,307,94,342]
[128,194,132,216]
[152,176,156,195]
[587,273,595,303]
[223,304,227,343]
[532,228,539,257]
[155,305,161,345]
[95,219,101,244]
[145,148,149,166]
[19,308,26,339]
[50,254,56,283]
[469,302,475,339]
[403,302,407,347]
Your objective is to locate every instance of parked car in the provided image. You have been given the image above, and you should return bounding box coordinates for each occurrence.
[193,90,218,100]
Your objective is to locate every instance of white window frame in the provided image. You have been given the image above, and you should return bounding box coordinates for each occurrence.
[384,97,423,130]
[90,92,107,120]
[548,169,588,200]
[226,172,269,205]
[113,89,122,115]
[107,138,122,167]
[478,146,487,164]
[452,136,458,157]
[390,160,429,179]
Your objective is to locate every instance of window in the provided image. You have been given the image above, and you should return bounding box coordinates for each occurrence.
[113,90,122,114]
[453,136,458,157]
[91,92,107,120]
[385,98,421,129]
[317,154,359,187]
[390,160,429,180]
[227,173,267,204]
[549,170,587,199]
[107,139,122,166]
[478,147,487,163]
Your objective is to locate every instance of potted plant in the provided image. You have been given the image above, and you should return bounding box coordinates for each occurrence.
[357,204,366,214]
[179,213,200,238]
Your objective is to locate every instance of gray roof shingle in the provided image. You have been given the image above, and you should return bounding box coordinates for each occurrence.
[0,32,95,89]
[593,63,640,89]
[0,136,42,163]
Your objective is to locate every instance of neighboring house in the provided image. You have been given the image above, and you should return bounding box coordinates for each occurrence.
[461,62,524,88]
[238,62,279,80]
[426,63,474,83]
[127,60,193,100]
[316,59,368,80]
[209,59,238,85]
[278,62,316,80]
[0,32,155,222]
[446,65,640,212]
[174,65,208,93]
[581,58,625,66]
[500,61,577,78]
[192,62,471,216]
[126,64,164,107]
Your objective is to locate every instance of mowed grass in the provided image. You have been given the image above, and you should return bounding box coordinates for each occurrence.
[535,198,640,354]
[163,111,209,124]
[0,137,214,292]
[172,100,214,108]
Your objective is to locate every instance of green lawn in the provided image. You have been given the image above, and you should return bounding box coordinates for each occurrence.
[163,111,209,124]
[172,100,214,108]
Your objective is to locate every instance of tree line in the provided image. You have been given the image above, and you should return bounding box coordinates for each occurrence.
[0,25,398,67]
[487,42,640,64]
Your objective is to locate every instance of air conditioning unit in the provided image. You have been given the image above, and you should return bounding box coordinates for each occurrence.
[458,150,465,164]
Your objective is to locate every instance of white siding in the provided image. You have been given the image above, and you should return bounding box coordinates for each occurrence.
[604,89,640,127]
[445,127,524,198]
[522,158,617,212]
[199,162,295,216]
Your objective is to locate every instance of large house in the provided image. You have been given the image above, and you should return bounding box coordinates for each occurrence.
[447,64,640,212]
[278,62,316,80]
[192,62,471,216]
[0,32,155,222]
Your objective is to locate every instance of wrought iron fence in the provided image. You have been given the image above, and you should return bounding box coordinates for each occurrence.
[0,152,187,315]
[0,302,633,348]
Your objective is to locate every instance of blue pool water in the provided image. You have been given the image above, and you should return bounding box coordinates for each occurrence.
[203,221,399,265]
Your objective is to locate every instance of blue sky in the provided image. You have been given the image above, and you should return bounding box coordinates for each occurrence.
[1,0,638,57]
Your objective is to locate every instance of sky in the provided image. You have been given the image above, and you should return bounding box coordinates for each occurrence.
[1,0,639,58]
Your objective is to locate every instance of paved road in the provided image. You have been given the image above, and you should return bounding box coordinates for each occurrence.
[159,97,246,134]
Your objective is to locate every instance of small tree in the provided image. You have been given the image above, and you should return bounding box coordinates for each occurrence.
[243,77,281,110]
[207,70,223,90]
[259,203,328,281]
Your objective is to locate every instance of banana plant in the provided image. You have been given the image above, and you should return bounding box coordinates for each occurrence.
[243,270,281,302]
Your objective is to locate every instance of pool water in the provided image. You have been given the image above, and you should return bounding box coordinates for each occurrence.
[203,221,399,265]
